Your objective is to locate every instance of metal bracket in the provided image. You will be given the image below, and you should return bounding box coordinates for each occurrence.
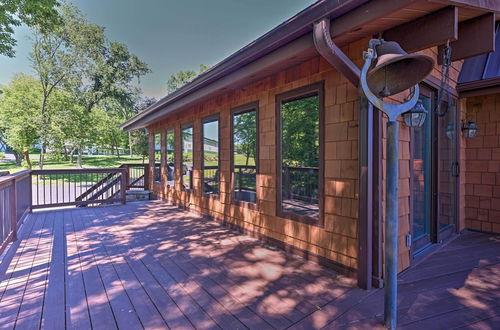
[360,47,420,122]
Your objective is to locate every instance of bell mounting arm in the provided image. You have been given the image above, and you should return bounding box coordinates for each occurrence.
[360,46,420,122]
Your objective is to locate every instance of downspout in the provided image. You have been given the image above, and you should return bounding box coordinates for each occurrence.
[313,18,373,290]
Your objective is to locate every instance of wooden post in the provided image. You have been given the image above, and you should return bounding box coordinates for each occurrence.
[120,169,127,204]
[144,164,150,190]
[10,179,17,241]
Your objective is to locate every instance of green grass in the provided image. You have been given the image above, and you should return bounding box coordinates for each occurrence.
[0,155,146,174]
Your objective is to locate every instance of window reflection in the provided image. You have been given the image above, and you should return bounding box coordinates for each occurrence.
[203,118,219,195]
[166,129,175,186]
[233,109,257,203]
[154,133,161,184]
[182,125,193,190]
[280,95,319,219]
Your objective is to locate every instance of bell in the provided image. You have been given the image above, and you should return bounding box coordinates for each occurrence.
[367,40,434,97]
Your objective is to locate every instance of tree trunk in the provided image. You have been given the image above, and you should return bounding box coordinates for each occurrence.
[24,151,32,169]
[69,148,75,164]
[76,147,83,168]
[13,150,23,166]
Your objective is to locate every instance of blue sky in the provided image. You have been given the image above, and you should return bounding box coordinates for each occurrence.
[0,0,315,100]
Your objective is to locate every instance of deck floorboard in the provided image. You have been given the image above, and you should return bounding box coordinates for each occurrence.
[0,201,498,329]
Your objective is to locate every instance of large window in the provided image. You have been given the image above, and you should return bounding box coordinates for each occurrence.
[166,128,175,187]
[277,87,322,221]
[154,133,161,184]
[232,105,257,204]
[181,125,193,190]
[202,116,219,195]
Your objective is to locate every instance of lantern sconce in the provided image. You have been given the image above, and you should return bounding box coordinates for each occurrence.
[462,121,479,138]
[402,99,427,128]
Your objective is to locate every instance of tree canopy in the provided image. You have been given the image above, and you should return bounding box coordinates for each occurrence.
[0,0,61,57]
[166,64,208,94]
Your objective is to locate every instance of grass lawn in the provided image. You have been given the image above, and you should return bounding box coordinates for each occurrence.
[0,155,146,174]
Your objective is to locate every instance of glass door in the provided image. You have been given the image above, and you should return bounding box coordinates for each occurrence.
[411,89,433,250]
[437,100,458,240]
[410,86,459,255]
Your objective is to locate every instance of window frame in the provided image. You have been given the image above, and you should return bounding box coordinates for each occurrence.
[230,101,259,209]
[275,82,324,227]
[153,131,162,185]
[180,122,194,192]
[165,127,176,188]
[201,113,221,198]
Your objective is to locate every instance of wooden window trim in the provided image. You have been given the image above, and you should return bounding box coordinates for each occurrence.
[230,101,259,210]
[165,127,175,189]
[275,82,325,227]
[201,113,221,200]
[181,122,194,193]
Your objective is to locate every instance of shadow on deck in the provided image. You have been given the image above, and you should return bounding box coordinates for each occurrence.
[0,201,498,329]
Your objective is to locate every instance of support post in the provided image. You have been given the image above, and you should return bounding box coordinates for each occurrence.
[120,169,127,205]
[10,179,17,241]
[384,120,399,330]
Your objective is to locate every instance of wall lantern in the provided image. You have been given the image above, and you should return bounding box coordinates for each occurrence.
[402,99,427,128]
[360,38,434,330]
[462,121,479,138]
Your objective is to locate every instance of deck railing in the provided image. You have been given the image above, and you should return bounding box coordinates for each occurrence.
[0,164,149,255]
[0,171,32,255]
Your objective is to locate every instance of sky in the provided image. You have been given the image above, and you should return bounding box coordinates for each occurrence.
[0,0,316,100]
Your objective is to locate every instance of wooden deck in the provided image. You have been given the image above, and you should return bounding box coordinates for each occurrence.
[0,201,498,329]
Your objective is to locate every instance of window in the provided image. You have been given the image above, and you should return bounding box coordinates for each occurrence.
[277,85,322,222]
[181,124,193,190]
[166,128,175,187]
[202,116,219,195]
[232,105,257,204]
[154,133,161,184]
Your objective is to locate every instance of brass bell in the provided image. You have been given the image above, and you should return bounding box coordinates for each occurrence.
[367,40,434,97]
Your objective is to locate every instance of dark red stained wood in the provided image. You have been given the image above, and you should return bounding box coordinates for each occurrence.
[383,6,458,53]
[64,210,92,330]
[438,13,496,63]
[1,202,498,330]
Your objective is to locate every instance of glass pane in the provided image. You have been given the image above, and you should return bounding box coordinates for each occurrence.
[182,126,193,190]
[438,100,457,230]
[154,133,161,183]
[280,95,319,219]
[411,95,432,241]
[166,129,175,186]
[233,110,257,203]
[203,119,219,195]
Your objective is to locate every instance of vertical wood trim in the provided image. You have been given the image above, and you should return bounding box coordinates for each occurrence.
[358,91,373,289]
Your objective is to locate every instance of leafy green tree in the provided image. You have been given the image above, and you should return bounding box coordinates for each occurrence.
[130,129,149,163]
[281,96,319,167]
[0,74,42,168]
[233,111,256,166]
[0,0,61,57]
[166,64,208,94]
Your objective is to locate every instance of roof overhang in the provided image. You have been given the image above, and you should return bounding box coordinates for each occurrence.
[122,0,500,131]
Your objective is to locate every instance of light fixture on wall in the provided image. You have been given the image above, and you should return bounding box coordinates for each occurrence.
[402,99,427,128]
[462,121,479,138]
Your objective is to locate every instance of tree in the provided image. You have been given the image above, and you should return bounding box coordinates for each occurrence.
[0,74,42,168]
[166,64,208,94]
[233,111,256,166]
[130,129,149,163]
[29,3,150,168]
[0,0,61,57]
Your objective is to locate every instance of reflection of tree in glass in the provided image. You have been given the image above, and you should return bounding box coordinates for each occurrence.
[166,131,175,163]
[281,96,319,167]
[234,111,256,166]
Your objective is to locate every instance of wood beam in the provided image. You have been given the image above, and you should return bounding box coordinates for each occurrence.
[438,13,495,63]
[383,7,458,53]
